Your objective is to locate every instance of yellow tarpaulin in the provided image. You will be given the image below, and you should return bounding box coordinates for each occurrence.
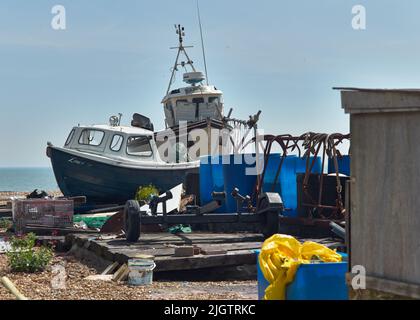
[258,234,342,300]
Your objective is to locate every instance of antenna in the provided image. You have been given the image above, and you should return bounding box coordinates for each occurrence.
[166,24,196,94]
[175,24,185,46]
[196,0,209,85]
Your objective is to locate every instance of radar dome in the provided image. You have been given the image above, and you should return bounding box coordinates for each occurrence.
[183,71,205,85]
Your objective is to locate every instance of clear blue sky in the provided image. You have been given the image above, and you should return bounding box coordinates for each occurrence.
[1,0,420,167]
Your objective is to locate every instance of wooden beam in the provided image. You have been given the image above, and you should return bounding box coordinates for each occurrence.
[101,261,120,275]
[1,277,29,300]
[347,273,420,299]
[154,250,256,272]
[112,264,128,282]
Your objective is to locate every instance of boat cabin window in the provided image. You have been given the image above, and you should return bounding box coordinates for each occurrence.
[65,129,75,146]
[127,136,153,157]
[110,134,124,152]
[176,99,188,106]
[78,129,105,146]
[208,97,219,104]
[192,97,205,104]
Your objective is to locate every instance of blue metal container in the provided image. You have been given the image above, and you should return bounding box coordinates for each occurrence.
[256,250,349,300]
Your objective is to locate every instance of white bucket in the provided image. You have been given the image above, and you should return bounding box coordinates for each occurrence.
[127,259,156,286]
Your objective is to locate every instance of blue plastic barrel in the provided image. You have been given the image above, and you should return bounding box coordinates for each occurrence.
[199,155,226,211]
[209,155,226,212]
[199,155,214,206]
[261,153,282,194]
[295,156,322,174]
[262,155,297,217]
[200,154,325,216]
[261,155,321,217]
[256,250,349,300]
[287,261,348,300]
[211,156,225,192]
[328,155,350,176]
[200,156,213,206]
[256,253,270,300]
[222,154,258,212]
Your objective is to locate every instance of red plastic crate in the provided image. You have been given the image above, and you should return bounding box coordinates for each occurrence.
[13,199,74,232]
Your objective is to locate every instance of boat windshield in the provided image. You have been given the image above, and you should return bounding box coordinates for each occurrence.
[127,136,153,157]
[110,134,124,152]
[208,96,219,104]
[78,129,105,146]
[65,129,75,146]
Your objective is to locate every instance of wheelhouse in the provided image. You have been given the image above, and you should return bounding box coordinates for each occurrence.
[162,85,224,128]
[63,125,158,163]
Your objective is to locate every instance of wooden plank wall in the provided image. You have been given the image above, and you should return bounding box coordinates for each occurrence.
[350,111,420,285]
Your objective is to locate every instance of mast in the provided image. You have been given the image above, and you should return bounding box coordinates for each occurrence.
[196,0,209,85]
[166,25,197,95]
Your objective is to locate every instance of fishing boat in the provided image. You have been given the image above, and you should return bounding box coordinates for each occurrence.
[46,25,245,204]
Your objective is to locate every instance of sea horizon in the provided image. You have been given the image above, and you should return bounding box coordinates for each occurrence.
[0,165,52,168]
[0,167,58,192]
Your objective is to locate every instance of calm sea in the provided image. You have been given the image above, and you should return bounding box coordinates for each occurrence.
[0,167,58,192]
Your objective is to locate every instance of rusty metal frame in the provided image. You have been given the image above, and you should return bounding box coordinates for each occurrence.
[247,132,350,227]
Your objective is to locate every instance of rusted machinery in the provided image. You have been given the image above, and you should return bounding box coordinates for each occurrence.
[123,190,284,242]
[249,132,350,228]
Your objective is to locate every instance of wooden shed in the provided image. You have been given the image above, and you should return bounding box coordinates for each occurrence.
[338,88,420,299]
